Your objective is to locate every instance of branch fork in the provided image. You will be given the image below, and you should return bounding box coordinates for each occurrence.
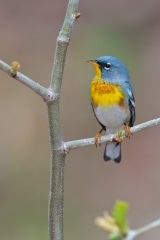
[44,89,60,103]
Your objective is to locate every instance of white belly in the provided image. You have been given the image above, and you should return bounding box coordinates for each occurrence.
[94,104,129,129]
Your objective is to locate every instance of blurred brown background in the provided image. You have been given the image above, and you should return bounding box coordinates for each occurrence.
[0,0,160,239]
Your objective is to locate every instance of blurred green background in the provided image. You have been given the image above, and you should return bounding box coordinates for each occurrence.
[0,0,160,239]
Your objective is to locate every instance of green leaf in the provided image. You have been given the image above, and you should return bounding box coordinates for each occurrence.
[108,232,123,240]
[112,201,129,234]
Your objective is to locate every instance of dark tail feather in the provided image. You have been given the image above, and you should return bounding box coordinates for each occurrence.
[103,142,121,163]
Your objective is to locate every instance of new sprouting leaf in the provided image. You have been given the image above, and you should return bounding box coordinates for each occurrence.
[112,201,129,234]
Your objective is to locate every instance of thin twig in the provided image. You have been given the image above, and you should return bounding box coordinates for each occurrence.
[0,59,51,100]
[125,219,160,240]
[65,118,160,151]
[135,219,160,236]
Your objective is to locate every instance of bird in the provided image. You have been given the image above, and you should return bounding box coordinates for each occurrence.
[88,56,135,163]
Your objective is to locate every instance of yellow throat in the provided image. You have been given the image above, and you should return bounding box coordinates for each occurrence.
[89,61,125,108]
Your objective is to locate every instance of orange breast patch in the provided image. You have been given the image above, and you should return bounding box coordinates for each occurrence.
[90,81,125,108]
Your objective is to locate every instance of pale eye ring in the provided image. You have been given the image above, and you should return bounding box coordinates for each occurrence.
[104,63,111,70]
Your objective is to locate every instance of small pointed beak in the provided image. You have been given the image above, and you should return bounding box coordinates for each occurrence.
[87,59,101,78]
[87,60,99,66]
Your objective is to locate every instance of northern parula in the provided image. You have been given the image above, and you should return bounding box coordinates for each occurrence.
[88,56,135,163]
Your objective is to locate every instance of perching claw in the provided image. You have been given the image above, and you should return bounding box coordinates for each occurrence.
[95,128,104,147]
[124,124,132,139]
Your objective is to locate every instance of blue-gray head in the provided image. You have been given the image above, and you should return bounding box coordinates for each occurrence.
[88,56,130,84]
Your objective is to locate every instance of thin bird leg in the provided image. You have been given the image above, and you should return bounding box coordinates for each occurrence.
[124,124,132,139]
[95,128,104,147]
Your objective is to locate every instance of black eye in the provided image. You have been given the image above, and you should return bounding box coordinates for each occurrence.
[104,63,111,70]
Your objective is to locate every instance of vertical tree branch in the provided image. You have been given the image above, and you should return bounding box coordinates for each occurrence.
[49,0,80,93]
[47,1,80,240]
[48,100,66,240]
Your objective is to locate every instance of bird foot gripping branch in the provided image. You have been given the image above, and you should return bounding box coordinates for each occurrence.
[112,127,132,143]
[95,129,126,147]
[124,124,132,139]
[95,128,104,147]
